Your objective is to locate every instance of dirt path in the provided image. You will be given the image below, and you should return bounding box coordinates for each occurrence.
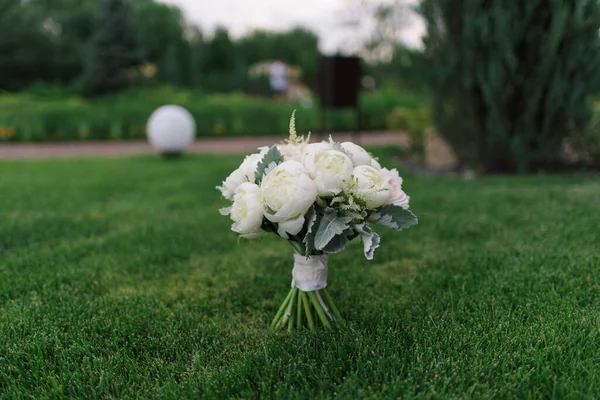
[0,131,409,160]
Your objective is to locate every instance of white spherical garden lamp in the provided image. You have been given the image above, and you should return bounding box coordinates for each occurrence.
[147,105,196,156]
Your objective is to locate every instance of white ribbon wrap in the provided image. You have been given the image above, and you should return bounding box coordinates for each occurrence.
[291,254,328,292]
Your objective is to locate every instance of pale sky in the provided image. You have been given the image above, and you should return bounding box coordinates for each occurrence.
[159,0,425,54]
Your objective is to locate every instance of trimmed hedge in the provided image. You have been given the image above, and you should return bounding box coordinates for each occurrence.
[0,87,426,142]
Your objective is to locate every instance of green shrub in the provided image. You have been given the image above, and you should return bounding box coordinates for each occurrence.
[420,0,600,173]
[386,106,432,156]
[0,87,426,142]
[569,100,600,167]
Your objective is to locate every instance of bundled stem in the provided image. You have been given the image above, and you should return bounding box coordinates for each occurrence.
[271,287,345,331]
[272,242,343,331]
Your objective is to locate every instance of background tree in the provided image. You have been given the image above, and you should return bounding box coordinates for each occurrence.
[0,0,54,90]
[81,0,144,96]
[277,28,320,88]
[0,0,323,94]
[29,0,97,84]
[132,0,190,85]
[420,0,600,172]
[197,27,242,92]
[339,0,425,90]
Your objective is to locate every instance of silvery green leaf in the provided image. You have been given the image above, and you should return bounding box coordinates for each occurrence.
[322,229,356,254]
[314,210,352,250]
[369,205,418,231]
[262,161,278,178]
[355,223,381,260]
[255,146,284,184]
[219,207,231,216]
[328,136,346,153]
[303,207,320,256]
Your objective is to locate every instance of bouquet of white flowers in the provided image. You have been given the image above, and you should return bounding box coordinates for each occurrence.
[217,112,417,330]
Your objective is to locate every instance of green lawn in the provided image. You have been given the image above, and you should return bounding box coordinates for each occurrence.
[1,150,599,398]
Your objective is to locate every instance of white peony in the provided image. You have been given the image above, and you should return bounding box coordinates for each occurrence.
[352,165,391,209]
[370,158,382,170]
[217,168,248,200]
[341,142,372,166]
[217,149,268,200]
[277,144,304,162]
[379,168,410,209]
[304,150,353,197]
[304,140,334,155]
[261,160,317,238]
[230,182,264,238]
[239,153,263,181]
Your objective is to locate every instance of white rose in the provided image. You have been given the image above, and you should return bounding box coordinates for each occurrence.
[352,165,391,209]
[262,160,317,238]
[341,142,372,166]
[277,144,304,162]
[380,168,410,209]
[217,149,268,200]
[230,182,264,238]
[304,150,353,197]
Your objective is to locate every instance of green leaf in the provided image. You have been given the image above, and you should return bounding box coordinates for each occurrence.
[255,146,283,184]
[322,229,356,254]
[314,210,352,250]
[355,223,381,260]
[261,219,278,234]
[219,207,231,216]
[302,207,320,256]
[369,205,418,231]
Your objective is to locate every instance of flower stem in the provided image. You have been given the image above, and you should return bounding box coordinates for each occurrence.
[300,291,314,331]
[322,287,346,326]
[316,290,336,325]
[271,283,345,331]
[270,287,294,329]
[287,304,294,333]
[280,287,298,328]
[296,291,303,328]
[288,240,303,255]
[307,291,331,328]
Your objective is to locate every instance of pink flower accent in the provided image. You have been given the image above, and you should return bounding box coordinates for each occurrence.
[380,168,410,209]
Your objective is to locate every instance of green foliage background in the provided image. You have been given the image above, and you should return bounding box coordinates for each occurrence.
[0,88,426,142]
[0,0,322,94]
[82,0,144,95]
[419,0,600,172]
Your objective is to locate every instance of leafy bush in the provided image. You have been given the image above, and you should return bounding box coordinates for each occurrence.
[385,106,432,156]
[420,0,600,173]
[569,100,600,167]
[0,87,425,142]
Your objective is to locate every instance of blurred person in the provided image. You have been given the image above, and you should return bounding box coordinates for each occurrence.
[269,60,289,93]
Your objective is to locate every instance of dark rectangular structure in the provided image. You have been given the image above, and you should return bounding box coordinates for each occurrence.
[318,56,360,108]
